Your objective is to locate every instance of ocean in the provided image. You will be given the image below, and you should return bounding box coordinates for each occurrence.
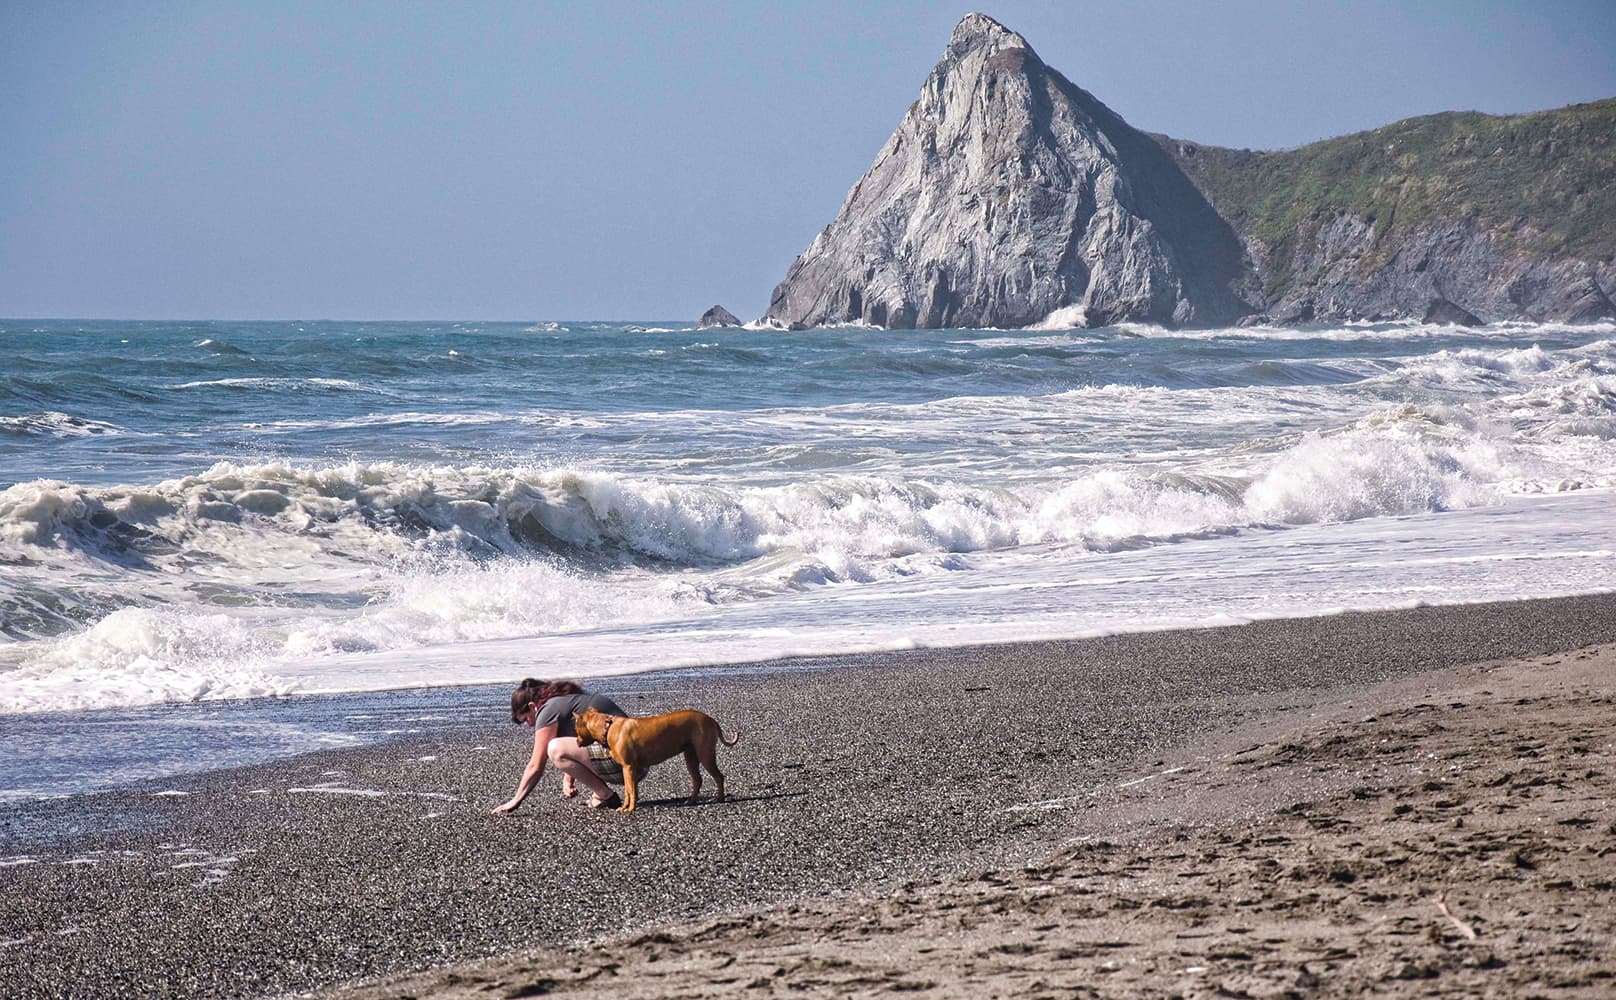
[3,318,1614,800]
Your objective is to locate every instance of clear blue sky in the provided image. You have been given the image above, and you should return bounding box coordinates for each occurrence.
[3,1,1613,321]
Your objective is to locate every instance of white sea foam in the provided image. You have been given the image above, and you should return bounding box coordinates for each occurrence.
[280,559,690,656]
[962,333,1104,348]
[1155,320,1616,342]
[0,607,293,713]
[1242,420,1503,523]
[264,489,1616,700]
[3,330,1614,715]
[167,377,391,394]
[0,412,128,438]
[1027,304,1088,330]
[0,411,1593,715]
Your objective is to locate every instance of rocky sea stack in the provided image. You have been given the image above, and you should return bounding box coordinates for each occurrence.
[764,13,1615,329]
[764,14,1253,331]
[697,304,743,329]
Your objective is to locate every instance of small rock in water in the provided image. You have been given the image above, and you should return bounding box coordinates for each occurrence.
[698,305,742,329]
[1422,297,1483,326]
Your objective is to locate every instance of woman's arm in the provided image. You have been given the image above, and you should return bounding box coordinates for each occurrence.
[492,723,557,814]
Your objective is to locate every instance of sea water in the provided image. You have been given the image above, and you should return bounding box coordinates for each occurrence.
[3,319,1614,798]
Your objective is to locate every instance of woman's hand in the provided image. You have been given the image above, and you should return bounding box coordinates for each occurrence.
[495,722,560,815]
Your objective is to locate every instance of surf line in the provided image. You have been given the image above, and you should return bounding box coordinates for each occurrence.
[1005,763,1194,813]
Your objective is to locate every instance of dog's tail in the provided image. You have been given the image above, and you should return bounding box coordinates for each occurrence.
[720,727,742,747]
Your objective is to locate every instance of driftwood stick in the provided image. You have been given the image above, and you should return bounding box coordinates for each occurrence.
[1436,894,1478,941]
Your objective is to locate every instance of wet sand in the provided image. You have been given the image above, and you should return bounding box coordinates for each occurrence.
[3,594,1616,998]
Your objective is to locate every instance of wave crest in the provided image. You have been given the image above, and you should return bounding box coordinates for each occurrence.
[0,412,127,438]
[0,399,1548,600]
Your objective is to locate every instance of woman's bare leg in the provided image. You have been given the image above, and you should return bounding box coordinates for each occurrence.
[546,737,613,804]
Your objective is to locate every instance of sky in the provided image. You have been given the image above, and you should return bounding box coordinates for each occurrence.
[3,1,1614,321]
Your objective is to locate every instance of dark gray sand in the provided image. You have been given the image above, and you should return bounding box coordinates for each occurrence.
[348,640,1616,999]
[3,594,1616,999]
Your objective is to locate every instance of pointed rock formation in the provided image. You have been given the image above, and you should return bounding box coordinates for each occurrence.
[764,13,1255,330]
[698,305,743,329]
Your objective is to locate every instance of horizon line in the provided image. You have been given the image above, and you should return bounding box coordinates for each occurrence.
[0,315,711,325]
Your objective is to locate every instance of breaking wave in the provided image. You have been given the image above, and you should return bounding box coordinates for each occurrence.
[0,412,128,438]
[0,404,1549,591]
[3,323,1614,714]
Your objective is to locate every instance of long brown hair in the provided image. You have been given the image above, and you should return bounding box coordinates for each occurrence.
[509,678,584,722]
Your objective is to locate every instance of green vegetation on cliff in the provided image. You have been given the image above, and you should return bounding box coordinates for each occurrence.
[1157,99,1616,297]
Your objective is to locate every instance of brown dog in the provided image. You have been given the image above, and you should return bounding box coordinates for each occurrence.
[573,706,740,812]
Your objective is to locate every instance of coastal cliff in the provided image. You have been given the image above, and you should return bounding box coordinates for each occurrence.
[764,13,1615,329]
[1159,101,1616,325]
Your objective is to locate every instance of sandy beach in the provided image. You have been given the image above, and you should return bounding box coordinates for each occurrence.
[3,593,1615,999]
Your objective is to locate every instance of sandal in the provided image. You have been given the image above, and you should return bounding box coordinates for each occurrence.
[588,791,622,809]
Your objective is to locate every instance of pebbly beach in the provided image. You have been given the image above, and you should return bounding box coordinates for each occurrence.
[3,592,1616,998]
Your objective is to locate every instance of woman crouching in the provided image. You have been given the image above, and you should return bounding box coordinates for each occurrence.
[492,678,626,813]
